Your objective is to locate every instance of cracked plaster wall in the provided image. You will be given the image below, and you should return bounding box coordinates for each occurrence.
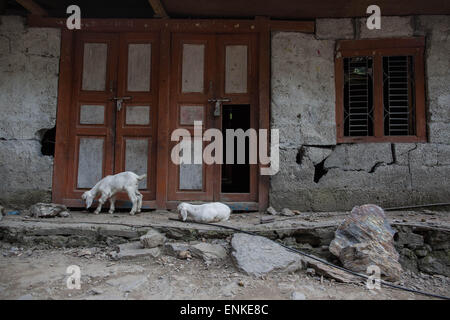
[271,16,450,211]
[0,16,60,208]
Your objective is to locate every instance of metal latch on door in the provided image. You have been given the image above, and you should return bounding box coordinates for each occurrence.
[208,98,231,117]
[110,96,132,111]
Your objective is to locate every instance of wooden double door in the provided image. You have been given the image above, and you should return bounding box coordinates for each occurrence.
[59,31,259,208]
[168,33,259,204]
[64,32,159,207]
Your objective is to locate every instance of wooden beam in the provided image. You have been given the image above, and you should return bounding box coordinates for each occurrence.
[28,15,316,34]
[51,29,73,204]
[269,20,314,33]
[148,0,169,19]
[256,16,271,211]
[337,37,425,51]
[15,0,48,16]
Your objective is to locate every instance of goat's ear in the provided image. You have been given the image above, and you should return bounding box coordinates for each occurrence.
[181,209,187,221]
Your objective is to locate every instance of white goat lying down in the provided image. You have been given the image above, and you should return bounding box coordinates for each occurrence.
[177,202,231,223]
[81,171,146,215]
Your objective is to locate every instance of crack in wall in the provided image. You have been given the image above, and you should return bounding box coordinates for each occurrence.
[407,144,419,189]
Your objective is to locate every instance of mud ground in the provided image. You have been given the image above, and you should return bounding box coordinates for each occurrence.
[0,241,448,300]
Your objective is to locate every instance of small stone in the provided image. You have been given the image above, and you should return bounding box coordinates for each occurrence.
[291,291,306,300]
[190,242,227,261]
[89,288,103,295]
[116,242,161,259]
[78,249,93,257]
[280,208,295,217]
[164,242,191,257]
[140,229,166,248]
[260,216,275,224]
[306,268,315,276]
[266,206,278,215]
[18,293,34,300]
[29,203,69,218]
[178,250,192,260]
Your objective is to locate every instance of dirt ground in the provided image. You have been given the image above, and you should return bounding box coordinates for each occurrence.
[0,241,448,300]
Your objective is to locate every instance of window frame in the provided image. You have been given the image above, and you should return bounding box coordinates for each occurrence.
[335,37,426,143]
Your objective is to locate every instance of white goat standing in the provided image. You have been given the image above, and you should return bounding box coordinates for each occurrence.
[81,171,146,215]
[177,202,231,223]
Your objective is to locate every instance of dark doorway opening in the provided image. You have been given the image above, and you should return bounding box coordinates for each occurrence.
[221,105,250,193]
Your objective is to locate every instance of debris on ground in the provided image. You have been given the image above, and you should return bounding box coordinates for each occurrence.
[178,250,192,260]
[260,216,275,224]
[29,203,70,218]
[164,242,191,257]
[231,233,306,276]
[291,291,306,300]
[140,228,166,248]
[266,206,278,215]
[190,242,227,262]
[281,208,295,217]
[329,204,403,281]
[0,205,4,221]
[113,241,161,260]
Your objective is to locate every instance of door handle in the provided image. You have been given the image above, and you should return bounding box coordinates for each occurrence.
[110,96,132,111]
[208,98,231,117]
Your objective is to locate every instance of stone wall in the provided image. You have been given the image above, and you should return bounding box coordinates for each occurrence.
[270,16,450,211]
[0,16,60,208]
[0,14,448,211]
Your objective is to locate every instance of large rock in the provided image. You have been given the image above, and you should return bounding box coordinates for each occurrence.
[329,204,403,281]
[29,202,70,218]
[231,233,306,276]
[140,228,165,248]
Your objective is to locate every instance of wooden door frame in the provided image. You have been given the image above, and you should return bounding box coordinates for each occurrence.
[49,17,307,211]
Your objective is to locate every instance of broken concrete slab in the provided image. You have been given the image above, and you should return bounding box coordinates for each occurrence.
[329,204,403,281]
[231,233,306,276]
[115,241,161,260]
[140,228,165,248]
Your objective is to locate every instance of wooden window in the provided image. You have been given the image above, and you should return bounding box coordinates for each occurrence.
[335,38,426,143]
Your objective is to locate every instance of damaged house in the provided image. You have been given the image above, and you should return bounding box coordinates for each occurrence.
[0,0,449,213]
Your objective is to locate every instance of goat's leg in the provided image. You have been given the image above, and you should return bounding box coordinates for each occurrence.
[108,195,116,214]
[126,188,138,215]
[135,191,143,212]
[94,193,108,214]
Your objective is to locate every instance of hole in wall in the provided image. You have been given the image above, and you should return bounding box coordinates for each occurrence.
[39,126,56,156]
[296,147,305,165]
[313,159,328,183]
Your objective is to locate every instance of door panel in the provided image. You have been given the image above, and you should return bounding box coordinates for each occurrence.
[168,34,215,201]
[114,33,159,200]
[216,34,258,202]
[67,33,118,200]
